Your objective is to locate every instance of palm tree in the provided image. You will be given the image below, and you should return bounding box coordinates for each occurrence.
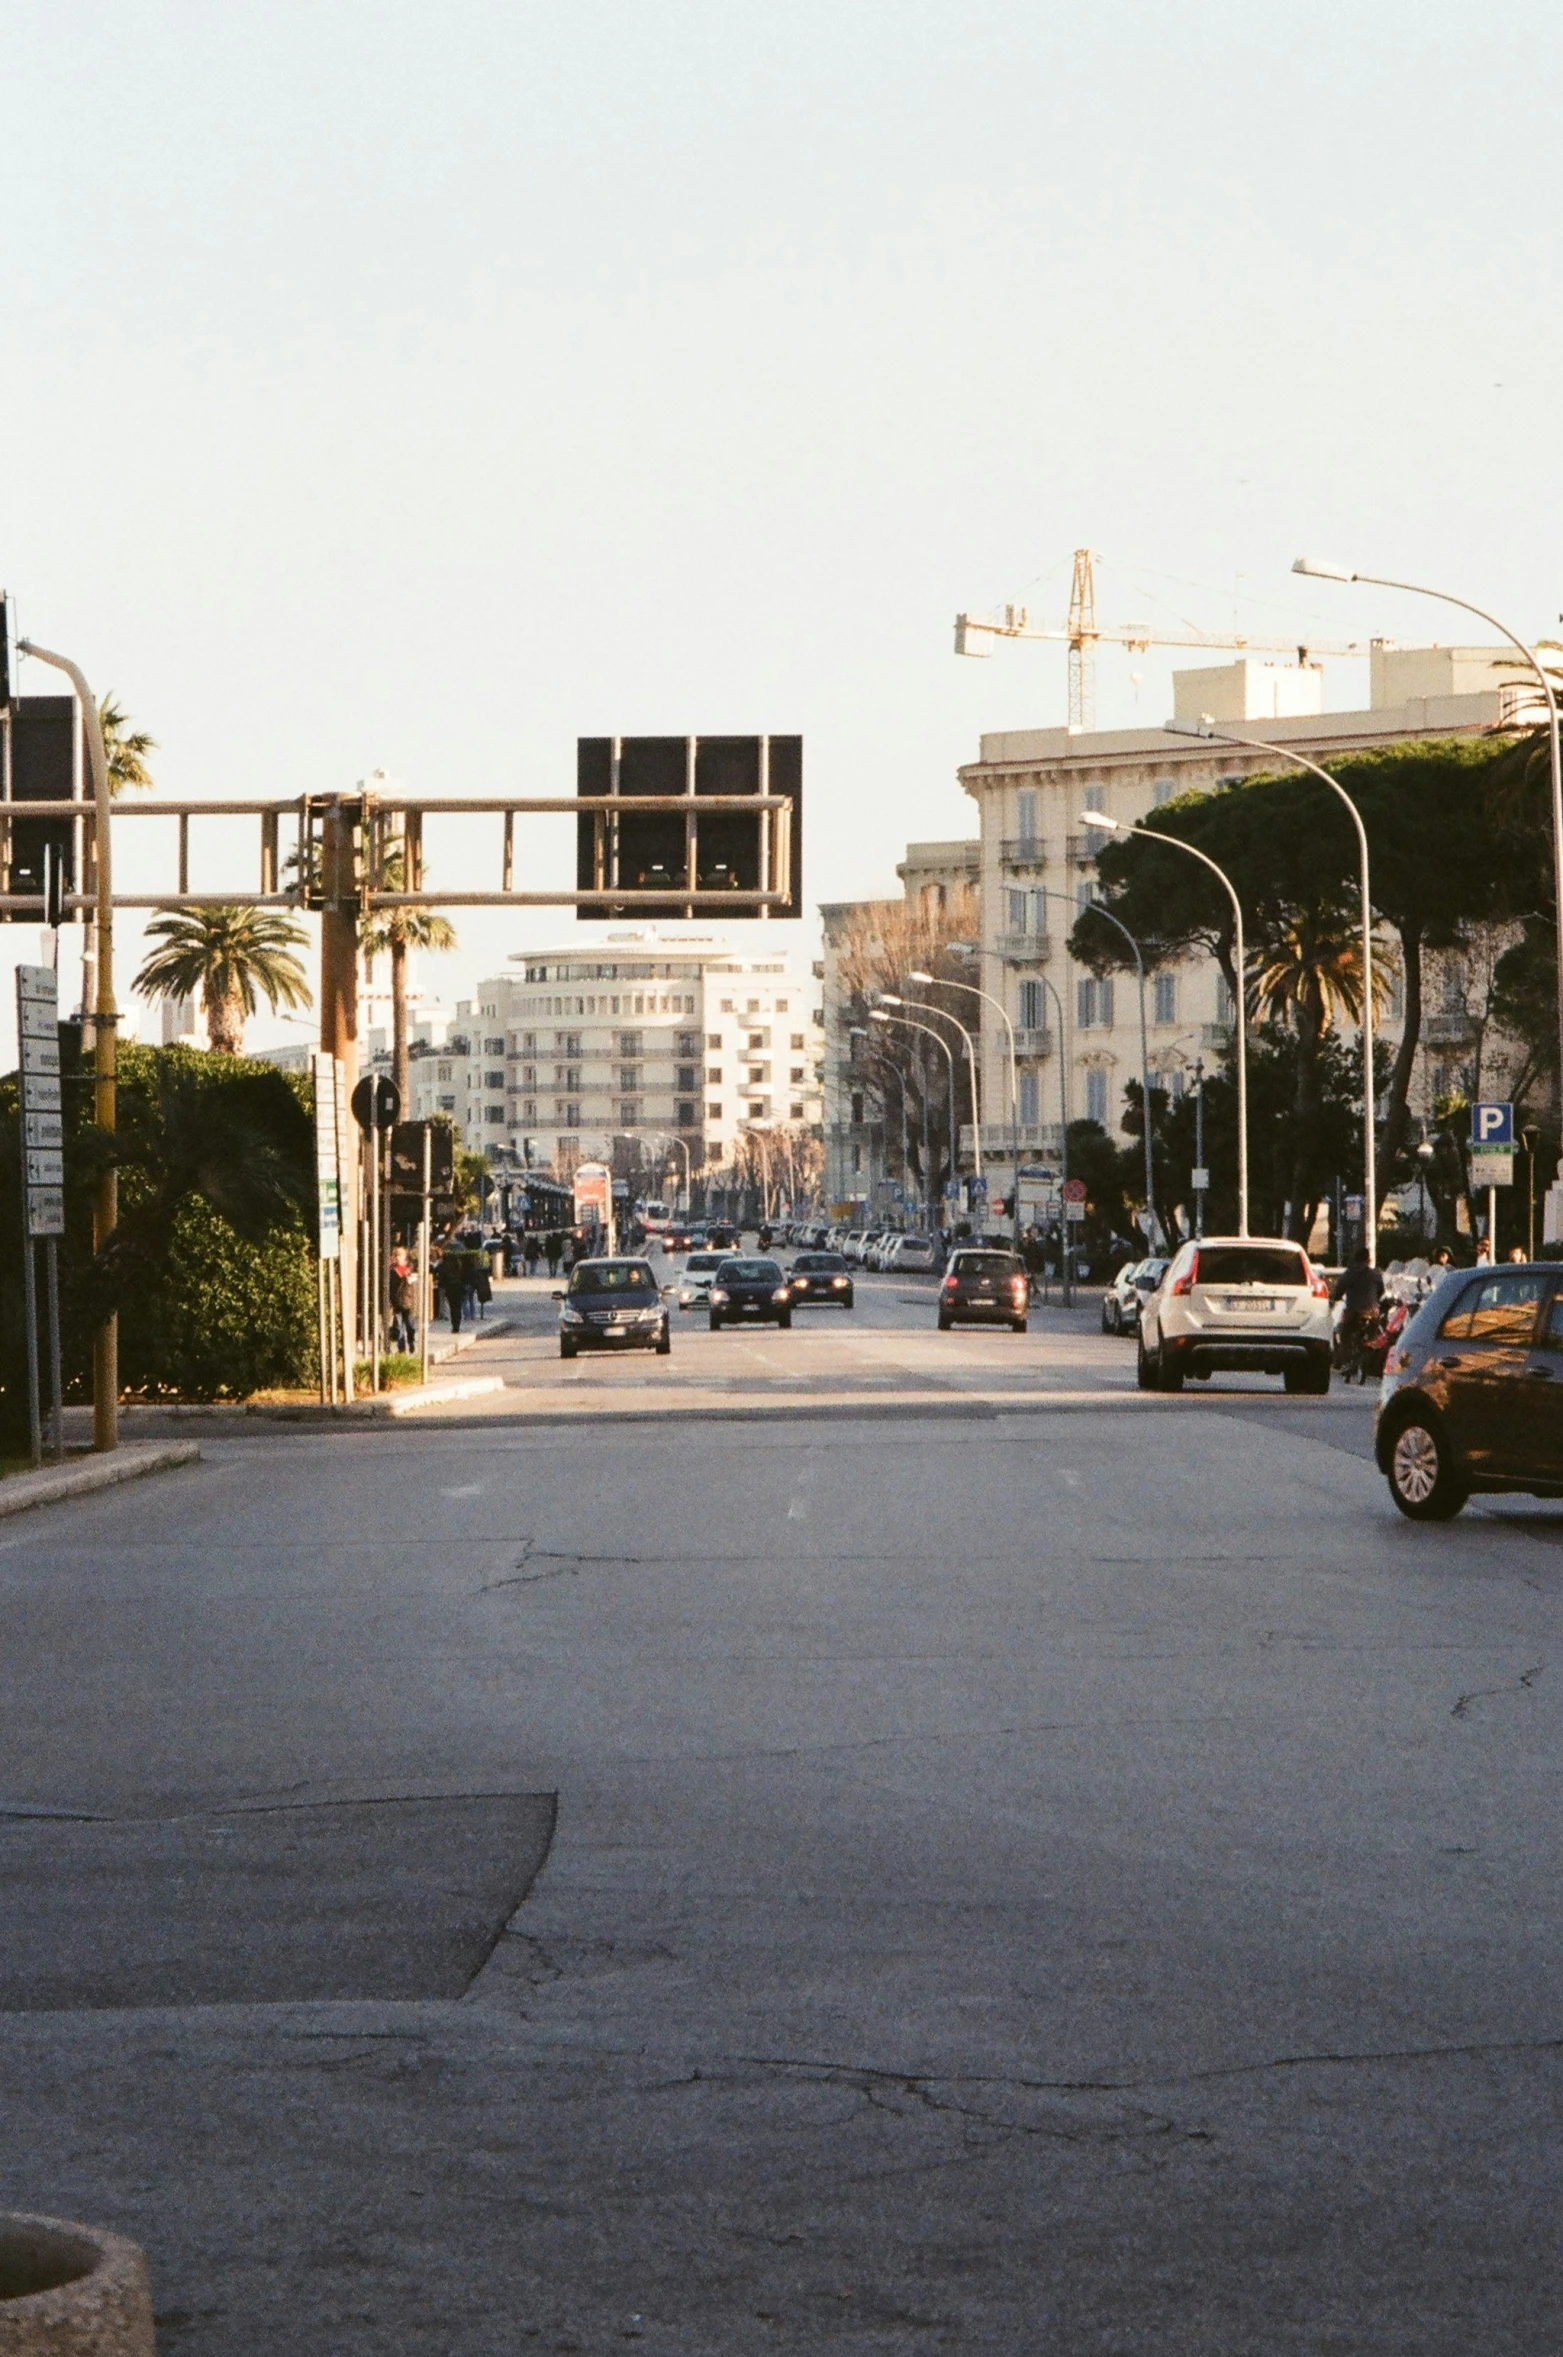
[97,696,156,795]
[134,907,311,1055]
[358,848,457,1105]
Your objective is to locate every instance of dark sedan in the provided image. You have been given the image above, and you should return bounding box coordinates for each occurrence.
[1375,1262,1563,1517]
[789,1252,854,1310]
[555,1258,671,1359]
[937,1248,1029,1333]
[709,1257,792,1330]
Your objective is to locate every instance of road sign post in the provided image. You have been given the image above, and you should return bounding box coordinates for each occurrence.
[1471,1105,1514,1256]
[16,965,64,1465]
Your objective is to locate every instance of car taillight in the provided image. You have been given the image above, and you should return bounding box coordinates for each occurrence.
[1171,1252,1198,1297]
[942,1275,957,1294]
[1306,1263,1330,1298]
[1011,1278,1027,1298]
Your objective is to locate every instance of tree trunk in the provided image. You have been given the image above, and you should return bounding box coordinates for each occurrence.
[205,984,243,1056]
[391,933,410,1109]
[1379,922,1423,1171]
[1287,985,1326,1243]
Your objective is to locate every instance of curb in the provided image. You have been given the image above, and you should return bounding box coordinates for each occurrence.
[0,1440,201,1520]
[247,1376,509,1423]
[385,1376,507,1416]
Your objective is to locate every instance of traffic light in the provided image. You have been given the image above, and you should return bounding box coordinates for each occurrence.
[576,735,802,919]
[2,698,82,924]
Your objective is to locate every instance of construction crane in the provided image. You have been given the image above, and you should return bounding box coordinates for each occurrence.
[954,548,1368,731]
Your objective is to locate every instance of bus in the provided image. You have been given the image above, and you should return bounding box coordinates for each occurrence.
[639,1199,671,1236]
[573,1162,613,1241]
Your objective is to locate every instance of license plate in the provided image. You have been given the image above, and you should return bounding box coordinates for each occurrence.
[1224,1297,1276,1313]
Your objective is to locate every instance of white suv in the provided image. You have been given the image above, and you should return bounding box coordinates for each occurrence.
[1138,1236,1332,1394]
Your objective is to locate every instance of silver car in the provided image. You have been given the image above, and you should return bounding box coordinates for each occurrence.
[1138,1237,1332,1393]
[676,1251,726,1310]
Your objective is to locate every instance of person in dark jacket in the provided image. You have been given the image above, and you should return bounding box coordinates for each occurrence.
[438,1243,468,1333]
[545,1230,563,1278]
[388,1247,417,1353]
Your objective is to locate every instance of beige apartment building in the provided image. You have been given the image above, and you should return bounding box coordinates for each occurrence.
[957,644,1544,1165]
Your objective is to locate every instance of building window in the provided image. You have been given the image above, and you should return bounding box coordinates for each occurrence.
[749,1102,764,1120]
[1016,787,1038,848]
[1152,778,1176,807]
[1153,972,1176,1025]
[707,1031,722,1048]
[791,1033,805,1050]
[790,1066,804,1083]
[707,1066,722,1084]
[707,1101,722,1120]
[522,1099,537,1122]
[676,1101,697,1128]
[485,1036,504,1055]
[557,1031,582,1055]
[851,1092,865,1125]
[720,1000,734,1014]
[1077,977,1114,1028]
[556,1065,582,1091]
[1086,1069,1109,1126]
[618,1031,642,1056]
[1076,879,1096,913]
[1019,1070,1039,1124]
[677,1031,700,1056]
[790,1102,804,1120]
[1008,889,1028,932]
[438,1094,456,1112]
[747,1000,760,1013]
[558,1101,580,1126]
[436,1063,452,1082]
[485,1069,505,1088]
[676,1065,697,1090]
[619,1101,639,1126]
[1019,980,1044,1029]
[851,1144,862,1173]
[1168,1068,1185,1101]
[748,1030,767,1048]
[619,1065,640,1091]
[1216,975,1235,1023]
[748,1066,767,1085]
[521,1031,536,1052]
[486,1106,505,1126]
[776,998,788,1012]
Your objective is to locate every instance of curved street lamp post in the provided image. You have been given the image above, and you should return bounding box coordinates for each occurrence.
[1082,810,1249,1238]
[1165,715,1377,1256]
[868,1007,959,1228]
[907,969,1019,1234]
[1295,555,1563,1223]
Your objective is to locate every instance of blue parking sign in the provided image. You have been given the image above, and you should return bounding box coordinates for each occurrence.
[1470,1101,1514,1147]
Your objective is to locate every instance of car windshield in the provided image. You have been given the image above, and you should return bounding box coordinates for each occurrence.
[720,1259,782,1282]
[953,1254,1021,1278]
[568,1261,656,1295]
[795,1254,845,1272]
[1195,1246,1308,1288]
[1135,1262,1168,1290]
[684,1254,722,1274]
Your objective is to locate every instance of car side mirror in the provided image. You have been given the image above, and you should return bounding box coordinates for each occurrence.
[551,1289,565,1300]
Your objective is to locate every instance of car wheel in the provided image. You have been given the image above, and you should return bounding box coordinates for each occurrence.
[1158,1348,1184,1393]
[937,1311,953,1332]
[1283,1365,1308,1394]
[1012,1317,1028,1334]
[1136,1332,1157,1390]
[655,1322,671,1356]
[778,1312,792,1329]
[844,1292,854,1309]
[560,1337,577,1360]
[709,1314,722,1331]
[1386,1412,1468,1520]
[1101,1301,1113,1334]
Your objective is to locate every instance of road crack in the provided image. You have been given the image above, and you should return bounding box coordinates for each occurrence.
[1452,1661,1545,1719]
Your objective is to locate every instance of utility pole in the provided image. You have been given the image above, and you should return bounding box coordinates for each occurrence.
[1193,1058,1206,1240]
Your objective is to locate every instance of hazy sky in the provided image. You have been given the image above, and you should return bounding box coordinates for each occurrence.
[4,1,1560,1046]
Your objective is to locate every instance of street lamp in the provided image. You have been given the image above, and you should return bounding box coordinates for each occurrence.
[1416,1125,1435,1248]
[1166,714,1378,1258]
[908,967,1020,1235]
[17,635,117,1450]
[1081,809,1249,1237]
[869,1006,958,1228]
[877,994,982,1179]
[1294,554,1563,1214]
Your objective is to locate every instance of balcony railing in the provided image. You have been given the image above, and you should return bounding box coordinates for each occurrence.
[1198,1021,1233,1049]
[996,932,1052,963]
[1066,828,1110,864]
[998,837,1047,870]
[1424,1009,1479,1045]
[1012,1028,1053,1056]
[959,1121,1065,1157]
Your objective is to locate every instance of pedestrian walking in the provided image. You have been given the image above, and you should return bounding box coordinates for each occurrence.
[438,1241,467,1333]
[388,1247,417,1354]
[545,1230,562,1278]
[524,1232,541,1278]
[474,1254,493,1321]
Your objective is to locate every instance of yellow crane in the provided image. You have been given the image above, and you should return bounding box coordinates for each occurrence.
[955,547,1368,731]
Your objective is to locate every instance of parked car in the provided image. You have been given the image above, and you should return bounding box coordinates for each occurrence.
[709,1257,793,1330]
[886,1234,940,1273]
[937,1249,1030,1333]
[1137,1237,1331,1394]
[1375,1262,1563,1518]
[555,1258,672,1359]
[676,1251,726,1310]
[1102,1257,1169,1334]
[789,1251,854,1309]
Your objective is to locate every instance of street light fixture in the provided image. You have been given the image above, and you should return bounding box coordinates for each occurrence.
[908,967,1020,1235]
[1166,713,1378,1258]
[869,1005,960,1225]
[1294,554,1563,1214]
[877,994,982,1178]
[1081,809,1249,1236]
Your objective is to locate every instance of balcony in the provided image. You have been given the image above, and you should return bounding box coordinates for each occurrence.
[1198,1022,1233,1050]
[1424,1008,1479,1045]
[998,837,1048,871]
[959,1121,1065,1158]
[996,933,1052,964]
[1012,1028,1053,1056]
[1066,828,1110,865]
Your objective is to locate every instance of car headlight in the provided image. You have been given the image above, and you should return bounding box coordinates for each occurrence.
[772,1287,790,1303]
[831,1275,846,1287]
[560,1306,586,1326]
[710,1288,729,1305]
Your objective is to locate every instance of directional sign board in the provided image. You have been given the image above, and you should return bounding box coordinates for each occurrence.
[1470,1149,1513,1190]
[1471,1101,1514,1147]
[16,966,63,1235]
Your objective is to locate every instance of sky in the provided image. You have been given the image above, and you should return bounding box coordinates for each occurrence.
[3,0,1561,1052]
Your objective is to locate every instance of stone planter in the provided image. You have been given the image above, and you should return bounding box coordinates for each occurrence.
[0,2215,154,2355]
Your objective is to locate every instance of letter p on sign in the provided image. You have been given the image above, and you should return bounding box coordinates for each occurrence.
[1471,1101,1514,1146]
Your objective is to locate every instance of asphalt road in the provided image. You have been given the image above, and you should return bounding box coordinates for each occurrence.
[2,1271,1560,2352]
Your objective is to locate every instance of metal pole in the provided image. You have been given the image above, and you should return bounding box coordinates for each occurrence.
[1194,1057,1206,1240]
[1165,720,1375,1254]
[19,639,116,1448]
[420,1122,432,1388]
[1038,975,1072,1307]
[21,1235,41,1469]
[1138,827,1248,1237]
[44,1238,63,1463]
[1489,1182,1498,1259]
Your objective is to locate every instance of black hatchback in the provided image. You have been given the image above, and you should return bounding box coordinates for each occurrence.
[937,1248,1030,1333]
[1375,1262,1563,1517]
[555,1258,671,1359]
[709,1257,792,1330]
